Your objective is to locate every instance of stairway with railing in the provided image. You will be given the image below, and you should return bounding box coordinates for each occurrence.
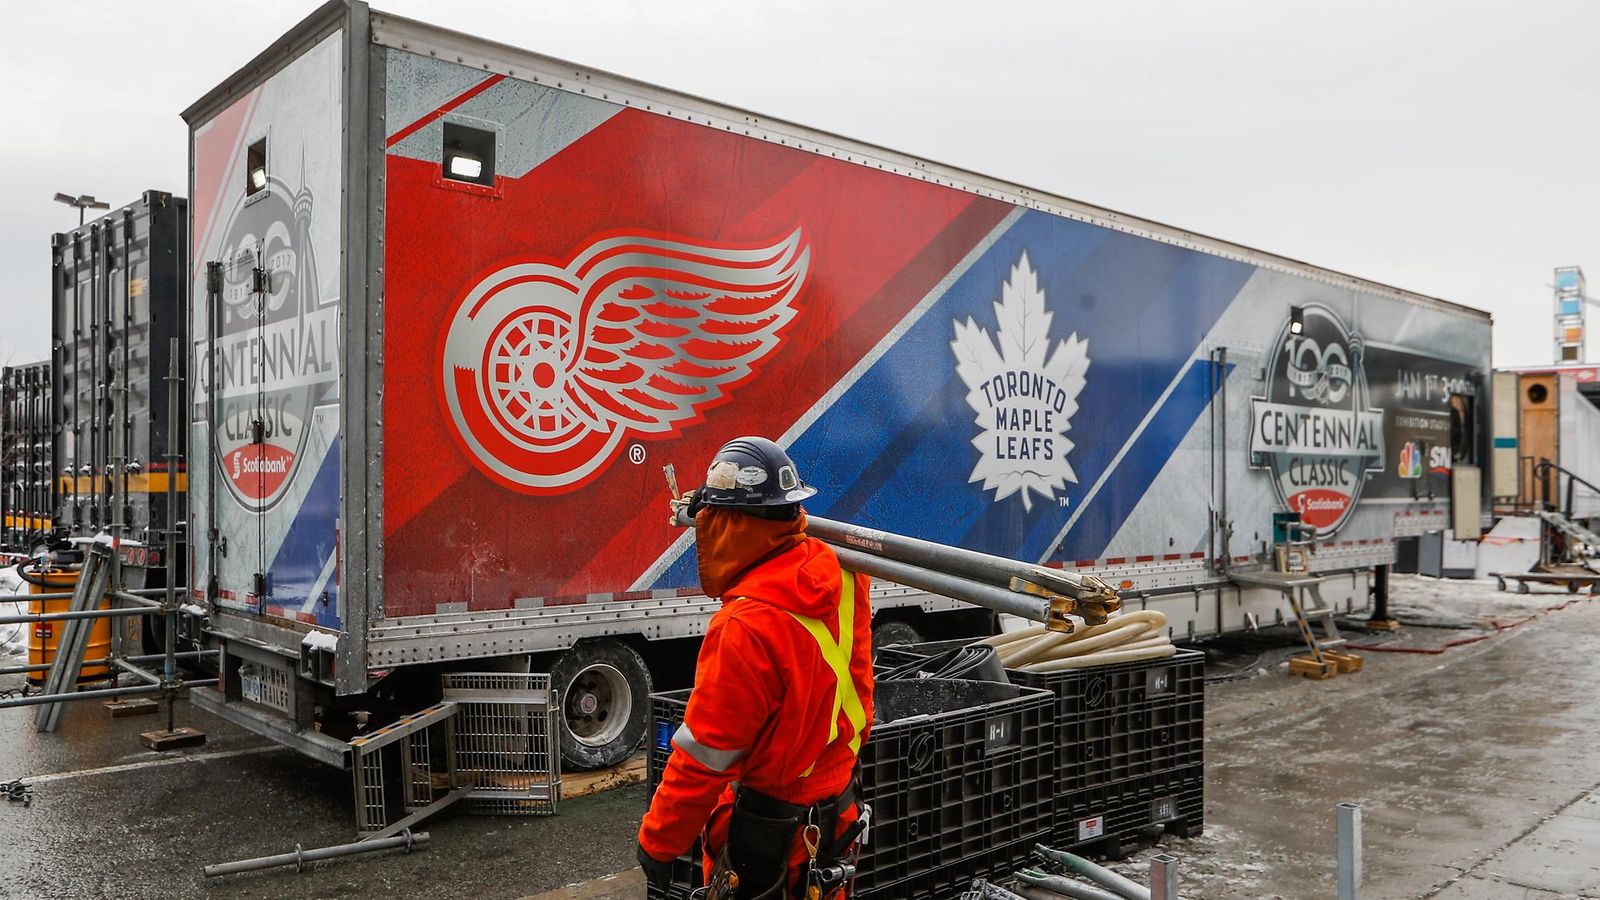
[1531,459,1600,568]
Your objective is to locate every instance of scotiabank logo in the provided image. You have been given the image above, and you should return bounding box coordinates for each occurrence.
[440,230,810,493]
[1250,305,1385,536]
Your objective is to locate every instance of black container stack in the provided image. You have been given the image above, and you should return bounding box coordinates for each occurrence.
[0,360,54,552]
[50,191,188,559]
[646,678,1056,899]
[878,640,1206,858]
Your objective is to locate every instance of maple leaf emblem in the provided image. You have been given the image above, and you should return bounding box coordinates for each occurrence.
[950,251,1090,511]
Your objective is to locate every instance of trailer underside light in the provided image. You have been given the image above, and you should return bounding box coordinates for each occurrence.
[442,121,496,187]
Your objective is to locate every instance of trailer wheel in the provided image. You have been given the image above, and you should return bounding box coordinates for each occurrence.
[550,639,652,771]
[871,620,923,660]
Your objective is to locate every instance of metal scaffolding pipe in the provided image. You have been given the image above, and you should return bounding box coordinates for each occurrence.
[0,591,75,602]
[0,586,180,604]
[111,657,162,685]
[0,650,215,677]
[829,546,1070,629]
[110,590,162,609]
[0,606,155,626]
[807,514,1114,601]
[202,830,430,878]
[0,678,217,711]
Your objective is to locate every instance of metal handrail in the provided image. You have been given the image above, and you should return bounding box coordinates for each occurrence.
[1533,458,1600,517]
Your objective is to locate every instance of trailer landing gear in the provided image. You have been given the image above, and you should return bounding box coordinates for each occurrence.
[550,638,652,770]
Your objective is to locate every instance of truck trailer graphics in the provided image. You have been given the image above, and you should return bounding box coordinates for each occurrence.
[1250,305,1386,536]
[180,3,1490,768]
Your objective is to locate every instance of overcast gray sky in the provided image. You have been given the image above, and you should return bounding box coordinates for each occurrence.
[1,0,1593,368]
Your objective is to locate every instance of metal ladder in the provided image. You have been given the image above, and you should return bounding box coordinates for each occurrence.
[1283,581,1363,679]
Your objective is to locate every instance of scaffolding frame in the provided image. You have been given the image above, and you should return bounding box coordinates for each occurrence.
[0,339,214,729]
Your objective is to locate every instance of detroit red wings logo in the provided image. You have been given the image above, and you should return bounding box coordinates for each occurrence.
[441,229,811,492]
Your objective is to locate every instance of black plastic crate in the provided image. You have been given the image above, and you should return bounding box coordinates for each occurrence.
[646,679,1055,899]
[877,642,1206,795]
[1053,765,1205,858]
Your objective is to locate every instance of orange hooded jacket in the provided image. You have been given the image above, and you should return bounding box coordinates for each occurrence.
[638,510,874,876]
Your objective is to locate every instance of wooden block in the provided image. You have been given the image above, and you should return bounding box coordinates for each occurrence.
[563,752,647,800]
[1329,652,1364,674]
[104,698,161,718]
[1288,656,1337,680]
[1365,618,1402,633]
[139,727,207,751]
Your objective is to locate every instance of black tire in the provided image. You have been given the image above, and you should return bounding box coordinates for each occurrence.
[871,620,923,661]
[549,638,652,771]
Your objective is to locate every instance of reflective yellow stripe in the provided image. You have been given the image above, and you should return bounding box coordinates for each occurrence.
[786,568,867,776]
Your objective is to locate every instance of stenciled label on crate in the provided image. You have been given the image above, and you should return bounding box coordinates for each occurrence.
[984,713,1020,751]
[1152,796,1179,823]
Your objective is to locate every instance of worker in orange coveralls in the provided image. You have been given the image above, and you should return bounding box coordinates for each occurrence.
[638,436,874,899]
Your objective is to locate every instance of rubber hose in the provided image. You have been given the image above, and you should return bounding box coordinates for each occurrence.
[996,632,1072,668]
[877,644,1004,682]
[1021,644,1177,672]
[1018,615,1163,659]
[13,561,49,588]
[1015,870,1125,900]
[1036,625,1164,660]
[982,624,1048,648]
[993,613,1167,667]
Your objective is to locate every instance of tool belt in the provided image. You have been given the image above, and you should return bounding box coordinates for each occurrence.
[704,779,864,900]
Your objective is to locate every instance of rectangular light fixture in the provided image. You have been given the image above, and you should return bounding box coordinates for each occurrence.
[447,154,483,180]
[246,137,268,196]
[1289,306,1304,335]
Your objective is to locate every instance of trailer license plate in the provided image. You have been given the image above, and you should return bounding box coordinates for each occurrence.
[241,670,263,704]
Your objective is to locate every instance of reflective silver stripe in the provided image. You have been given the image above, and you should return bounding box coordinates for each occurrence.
[673,723,747,773]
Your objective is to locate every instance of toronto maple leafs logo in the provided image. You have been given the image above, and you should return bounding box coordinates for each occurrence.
[951,251,1090,511]
[441,229,810,493]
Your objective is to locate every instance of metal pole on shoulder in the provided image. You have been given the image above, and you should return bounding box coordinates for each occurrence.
[1149,854,1179,900]
[1337,803,1363,900]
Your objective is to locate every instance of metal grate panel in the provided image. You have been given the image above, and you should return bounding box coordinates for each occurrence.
[354,742,388,834]
[443,672,561,816]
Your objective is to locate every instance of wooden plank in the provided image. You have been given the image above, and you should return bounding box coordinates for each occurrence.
[562,752,647,800]
[1288,655,1337,680]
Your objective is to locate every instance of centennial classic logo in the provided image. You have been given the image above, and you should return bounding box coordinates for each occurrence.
[951,251,1090,511]
[1250,304,1385,536]
[204,176,338,511]
[440,230,810,493]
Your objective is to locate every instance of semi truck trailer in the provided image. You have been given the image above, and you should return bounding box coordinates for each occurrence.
[183,0,1493,770]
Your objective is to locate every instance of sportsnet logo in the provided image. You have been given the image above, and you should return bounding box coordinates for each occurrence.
[439,229,810,493]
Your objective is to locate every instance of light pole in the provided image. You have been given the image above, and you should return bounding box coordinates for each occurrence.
[53,192,111,227]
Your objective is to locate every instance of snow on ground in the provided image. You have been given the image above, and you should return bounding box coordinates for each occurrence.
[0,566,24,658]
[1387,572,1585,623]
